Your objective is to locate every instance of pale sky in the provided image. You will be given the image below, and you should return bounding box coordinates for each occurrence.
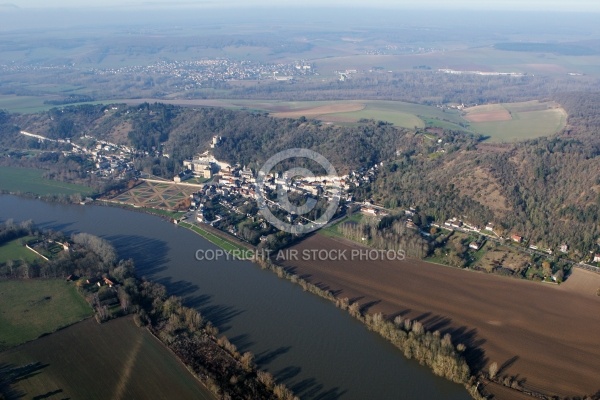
[2,0,600,12]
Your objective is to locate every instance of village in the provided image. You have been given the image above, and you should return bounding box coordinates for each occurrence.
[30,124,598,278]
[161,135,600,279]
[20,127,139,180]
[92,58,315,88]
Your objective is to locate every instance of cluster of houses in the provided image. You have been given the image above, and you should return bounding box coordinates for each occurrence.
[174,142,600,267]
[89,145,135,177]
[94,58,316,89]
[434,216,600,265]
[20,129,138,179]
[174,147,357,234]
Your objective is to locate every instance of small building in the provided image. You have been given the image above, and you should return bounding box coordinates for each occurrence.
[511,234,523,243]
[174,170,192,183]
[469,242,481,250]
[594,254,600,263]
[86,277,101,286]
[560,244,569,253]
[451,220,462,229]
[103,277,115,287]
[485,223,494,231]
[361,207,378,216]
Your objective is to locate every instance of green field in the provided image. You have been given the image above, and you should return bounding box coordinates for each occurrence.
[0,166,93,196]
[179,221,252,256]
[0,279,93,350]
[142,207,186,219]
[0,95,52,114]
[320,213,364,239]
[0,237,41,264]
[135,98,467,131]
[243,98,566,141]
[0,316,214,400]
[0,95,102,114]
[326,106,426,129]
[465,101,567,142]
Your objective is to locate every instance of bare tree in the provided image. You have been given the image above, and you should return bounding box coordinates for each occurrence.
[489,362,499,379]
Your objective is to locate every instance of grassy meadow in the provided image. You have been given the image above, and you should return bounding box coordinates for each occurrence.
[0,279,92,350]
[0,237,41,264]
[0,166,93,196]
[464,100,567,142]
[179,221,252,256]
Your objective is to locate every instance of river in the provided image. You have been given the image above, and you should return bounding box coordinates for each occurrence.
[0,195,470,400]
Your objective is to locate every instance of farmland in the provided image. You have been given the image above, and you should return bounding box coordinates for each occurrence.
[0,279,92,350]
[0,95,53,114]
[119,98,467,130]
[2,94,568,142]
[276,234,600,399]
[116,97,566,141]
[310,46,600,78]
[0,237,40,264]
[0,166,93,196]
[0,316,214,400]
[463,100,567,142]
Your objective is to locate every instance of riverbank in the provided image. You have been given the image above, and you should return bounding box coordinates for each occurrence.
[175,215,484,399]
[274,234,600,399]
[0,194,476,399]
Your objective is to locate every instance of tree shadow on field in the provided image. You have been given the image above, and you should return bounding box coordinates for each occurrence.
[0,362,50,400]
[359,300,381,314]
[498,355,519,376]
[32,389,63,399]
[282,266,314,281]
[348,296,364,304]
[388,309,412,320]
[443,325,487,373]
[422,314,453,333]
[388,310,489,375]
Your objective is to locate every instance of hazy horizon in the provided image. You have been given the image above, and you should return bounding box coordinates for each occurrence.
[2,0,600,12]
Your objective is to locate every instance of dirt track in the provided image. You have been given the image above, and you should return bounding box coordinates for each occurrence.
[278,234,600,399]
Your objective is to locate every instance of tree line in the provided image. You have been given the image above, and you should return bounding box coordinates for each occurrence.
[255,257,487,400]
